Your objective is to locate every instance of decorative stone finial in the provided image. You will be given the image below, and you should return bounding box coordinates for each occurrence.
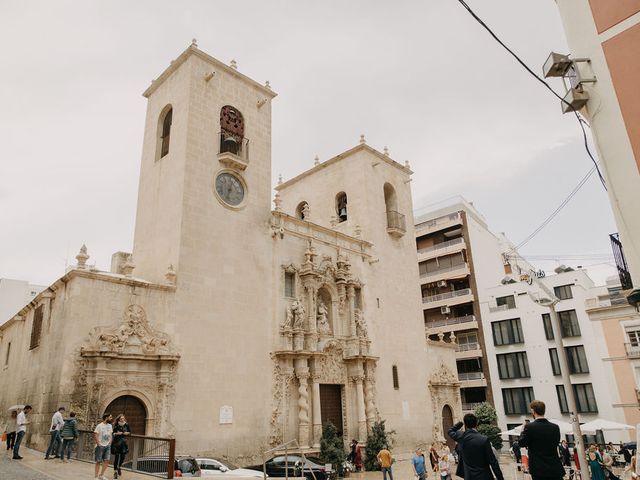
[405,160,411,168]
[273,192,282,212]
[265,80,271,89]
[230,59,238,69]
[314,155,320,166]
[383,146,389,156]
[191,38,198,47]
[165,264,177,285]
[277,174,283,185]
[354,225,362,239]
[122,256,136,277]
[359,134,366,145]
[437,332,445,342]
[448,331,457,343]
[76,244,89,269]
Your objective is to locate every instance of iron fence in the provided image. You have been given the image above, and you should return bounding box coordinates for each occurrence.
[74,430,176,478]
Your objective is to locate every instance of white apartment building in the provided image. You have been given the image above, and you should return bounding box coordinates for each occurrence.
[0,278,46,325]
[481,268,629,443]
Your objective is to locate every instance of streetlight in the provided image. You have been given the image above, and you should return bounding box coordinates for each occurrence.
[529,292,590,480]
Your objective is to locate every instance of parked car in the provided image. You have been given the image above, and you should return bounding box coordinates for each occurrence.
[197,457,268,478]
[121,455,201,477]
[245,455,336,480]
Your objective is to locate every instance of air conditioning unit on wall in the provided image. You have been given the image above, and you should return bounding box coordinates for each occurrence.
[437,280,448,288]
[441,306,451,314]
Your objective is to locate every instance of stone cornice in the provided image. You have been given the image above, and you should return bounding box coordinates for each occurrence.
[275,143,412,191]
[142,44,277,99]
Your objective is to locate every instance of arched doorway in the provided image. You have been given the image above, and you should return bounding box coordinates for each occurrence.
[104,395,147,435]
[442,405,454,450]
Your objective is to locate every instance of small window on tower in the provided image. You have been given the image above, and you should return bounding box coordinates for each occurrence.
[284,272,295,298]
[392,365,399,389]
[158,105,173,159]
[30,305,44,350]
[336,192,347,222]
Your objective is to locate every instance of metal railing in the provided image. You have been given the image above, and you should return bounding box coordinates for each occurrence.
[458,372,485,381]
[488,303,517,313]
[418,237,464,255]
[422,288,472,304]
[218,131,250,161]
[74,430,176,478]
[386,210,406,232]
[415,212,461,231]
[610,233,633,290]
[625,343,640,358]
[420,263,469,279]
[456,342,480,352]
[262,439,319,480]
[426,315,476,328]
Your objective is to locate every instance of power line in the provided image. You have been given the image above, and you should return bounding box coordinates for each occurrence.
[513,166,596,251]
[455,0,607,190]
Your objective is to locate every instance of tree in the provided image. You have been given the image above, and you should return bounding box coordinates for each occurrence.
[364,420,396,471]
[320,422,346,475]
[474,403,503,450]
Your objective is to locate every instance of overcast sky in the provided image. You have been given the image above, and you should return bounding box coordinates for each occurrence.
[0,0,618,287]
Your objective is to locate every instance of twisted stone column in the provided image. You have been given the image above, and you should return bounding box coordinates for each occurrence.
[297,370,311,448]
[311,374,322,448]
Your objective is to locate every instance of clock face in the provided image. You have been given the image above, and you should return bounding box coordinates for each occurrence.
[215,172,245,206]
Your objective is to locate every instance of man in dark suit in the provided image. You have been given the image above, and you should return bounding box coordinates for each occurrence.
[518,400,566,480]
[448,413,504,480]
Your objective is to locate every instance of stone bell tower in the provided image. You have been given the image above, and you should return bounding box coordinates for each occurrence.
[131,42,280,453]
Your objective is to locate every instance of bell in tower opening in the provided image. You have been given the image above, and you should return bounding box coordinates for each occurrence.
[220,105,244,156]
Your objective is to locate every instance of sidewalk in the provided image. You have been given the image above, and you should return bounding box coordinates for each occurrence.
[3,446,150,480]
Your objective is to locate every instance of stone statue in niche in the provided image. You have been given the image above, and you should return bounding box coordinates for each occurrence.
[282,305,294,329]
[316,299,331,335]
[292,299,306,330]
[355,310,368,338]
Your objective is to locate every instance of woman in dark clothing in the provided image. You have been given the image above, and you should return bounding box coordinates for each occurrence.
[429,444,439,473]
[559,440,571,466]
[111,414,131,479]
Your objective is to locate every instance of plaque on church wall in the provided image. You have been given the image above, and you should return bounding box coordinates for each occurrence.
[219,405,233,424]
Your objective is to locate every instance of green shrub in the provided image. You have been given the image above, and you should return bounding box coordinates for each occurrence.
[320,422,346,474]
[364,420,396,471]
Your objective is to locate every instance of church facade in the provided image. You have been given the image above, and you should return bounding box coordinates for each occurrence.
[0,44,461,460]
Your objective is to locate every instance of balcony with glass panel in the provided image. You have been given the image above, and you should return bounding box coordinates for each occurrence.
[417,236,467,261]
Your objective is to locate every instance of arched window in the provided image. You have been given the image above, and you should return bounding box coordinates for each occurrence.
[335,192,347,222]
[158,105,172,159]
[220,105,245,155]
[296,202,309,220]
[383,183,398,213]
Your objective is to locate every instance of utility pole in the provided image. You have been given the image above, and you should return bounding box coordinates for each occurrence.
[529,289,590,480]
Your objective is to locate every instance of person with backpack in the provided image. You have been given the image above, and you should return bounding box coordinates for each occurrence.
[59,411,78,462]
[111,414,131,479]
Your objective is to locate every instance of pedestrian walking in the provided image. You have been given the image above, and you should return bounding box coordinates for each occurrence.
[518,400,565,480]
[587,445,606,480]
[94,413,113,480]
[448,413,504,480]
[111,414,131,479]
[45,406,65,459]
[377,446,394,480]
[349,439,358,463]
[620,444,632,466]
[13,405,32,460]
[412,447,428,480]
[511,440,522,470]
[559,440,571,467]
[4,410,17,451]
[59,411,78,462]
[429,444,440,473]
[438,446,453,480]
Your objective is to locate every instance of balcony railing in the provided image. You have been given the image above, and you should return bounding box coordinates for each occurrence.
[456,342,480,352]
[423,288,472,304]
[458,372,485,381]
[217,132,250,170]
[625,343,640,357]
[488,303,517,313]
[420,263,469,279]
[610,233,633,290]
[415,212,461,231]
[461,402,484,411]
[386,210,406,234]
[418,237,464,255]
[426,314,476,328]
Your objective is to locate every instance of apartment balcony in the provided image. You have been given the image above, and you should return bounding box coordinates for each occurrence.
[625,343,640,358]
[455,342,483,359]
[422,288,474,310]
[458,372,487,388]
[386,210,406,238]
[418,237,466,261]
[488,303,517,313]
[415,212,462,235]
[426,314,478,335]
[420,263,470,285]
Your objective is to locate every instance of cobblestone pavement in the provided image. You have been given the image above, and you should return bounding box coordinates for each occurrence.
[0,449,53,480]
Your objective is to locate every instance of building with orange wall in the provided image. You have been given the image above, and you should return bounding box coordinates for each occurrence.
[586,277,640,431]
[554,1,640,302]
